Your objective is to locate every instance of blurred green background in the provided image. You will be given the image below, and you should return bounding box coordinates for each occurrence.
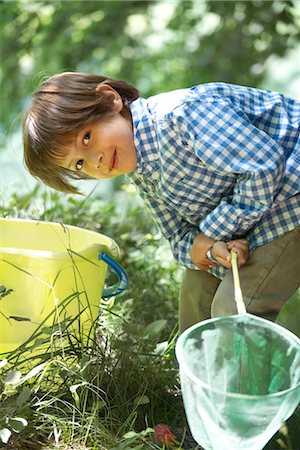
[0,3,299,448]
[0,0,299,197]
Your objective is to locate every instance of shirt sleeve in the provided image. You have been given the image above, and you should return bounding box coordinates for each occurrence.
[140,191,228,278]
[138,188,199,269]
[174,98,287,243]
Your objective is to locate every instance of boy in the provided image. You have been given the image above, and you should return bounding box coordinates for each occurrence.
[23,72,300,332]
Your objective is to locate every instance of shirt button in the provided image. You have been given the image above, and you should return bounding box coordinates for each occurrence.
[151,172,160,180]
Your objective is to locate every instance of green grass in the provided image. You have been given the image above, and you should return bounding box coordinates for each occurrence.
[0,297,182,449]
[1,185,299,449]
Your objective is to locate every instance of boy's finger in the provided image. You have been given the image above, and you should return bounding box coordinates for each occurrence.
[196,263,210,271]
[233,239,247,244]
[227,241,247,251]
[215,257,232,269]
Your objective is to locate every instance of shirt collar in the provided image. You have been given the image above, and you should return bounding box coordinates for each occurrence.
[129,97,160,174]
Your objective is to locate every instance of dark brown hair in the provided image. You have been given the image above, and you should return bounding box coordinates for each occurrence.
[22,72,140,193]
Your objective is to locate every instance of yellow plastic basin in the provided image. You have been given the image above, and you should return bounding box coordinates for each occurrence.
[0,218,128,354]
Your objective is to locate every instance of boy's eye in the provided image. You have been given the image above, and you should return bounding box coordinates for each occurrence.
[83,132,90,146]
[76,159,84,171]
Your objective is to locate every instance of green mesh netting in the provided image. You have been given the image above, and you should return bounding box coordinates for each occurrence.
[176,314,300,450]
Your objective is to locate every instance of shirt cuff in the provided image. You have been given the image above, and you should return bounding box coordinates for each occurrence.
[199,200,263,241]
[200,205,238,241]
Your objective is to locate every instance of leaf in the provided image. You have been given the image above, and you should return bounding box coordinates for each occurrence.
[32,338,47,347]
[154,341,169,355]
[144,320,167,338]
[41,326,56,335]
[0,428,11,444]
[16,388,32,407]
[276,292,300,338]
[0,286,13,300]
[134,395,150,406]
[69,382,86,393]
[69,383,86,409]
[140,427,154,436]
[7,417,28,433]
[4,370,22,385]
[0,359,8,369]
[9,315,32,322]
[23,363,45,381]
[123,431,138,439]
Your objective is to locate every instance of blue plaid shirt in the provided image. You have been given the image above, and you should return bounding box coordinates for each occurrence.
[127,83,300,279]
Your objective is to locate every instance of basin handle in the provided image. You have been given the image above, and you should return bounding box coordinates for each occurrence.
[98,252,128,298]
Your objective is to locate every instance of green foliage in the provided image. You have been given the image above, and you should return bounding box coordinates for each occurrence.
[0,186,183,449]
[1,187,299,449]
[0,284,180,448]
[0,357,40,448]
[1,1,299,447]
[1,0,299,135]
[277,290,300,338]
[1,184,182,333]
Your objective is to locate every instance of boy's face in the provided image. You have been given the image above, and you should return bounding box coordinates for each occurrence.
[60,112,137,179]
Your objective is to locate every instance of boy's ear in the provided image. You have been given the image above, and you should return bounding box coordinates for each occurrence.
[95,83,123,112]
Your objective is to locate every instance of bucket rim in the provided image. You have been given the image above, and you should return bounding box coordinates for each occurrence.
[0,217,116,241]
[0,218,119,259]
[175,313,300,400]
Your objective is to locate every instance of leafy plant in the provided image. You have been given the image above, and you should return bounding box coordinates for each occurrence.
[1,0,299,134]
[0,185,184,449]
[0,358,42,447]
[1,185,299,450]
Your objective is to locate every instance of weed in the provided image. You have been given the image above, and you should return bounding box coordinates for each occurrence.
[1,185,299,449]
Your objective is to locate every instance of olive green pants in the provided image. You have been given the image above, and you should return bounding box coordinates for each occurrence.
[179,226,300,334]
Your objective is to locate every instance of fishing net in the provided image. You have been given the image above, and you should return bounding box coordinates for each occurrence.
[176,253,300,450]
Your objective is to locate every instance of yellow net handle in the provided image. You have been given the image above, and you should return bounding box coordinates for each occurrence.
[231,251,247,315]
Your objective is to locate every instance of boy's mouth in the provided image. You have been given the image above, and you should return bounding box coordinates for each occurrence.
[109,150,117,171]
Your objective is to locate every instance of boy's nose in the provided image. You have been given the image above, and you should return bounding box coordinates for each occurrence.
[91,152,104,169]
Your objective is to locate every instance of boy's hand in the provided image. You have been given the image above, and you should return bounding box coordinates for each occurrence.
[210,241,232,268]
[211,239,249,268]
[226,239,249,267]
[190,234,216,270]
[191,236,249,270]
